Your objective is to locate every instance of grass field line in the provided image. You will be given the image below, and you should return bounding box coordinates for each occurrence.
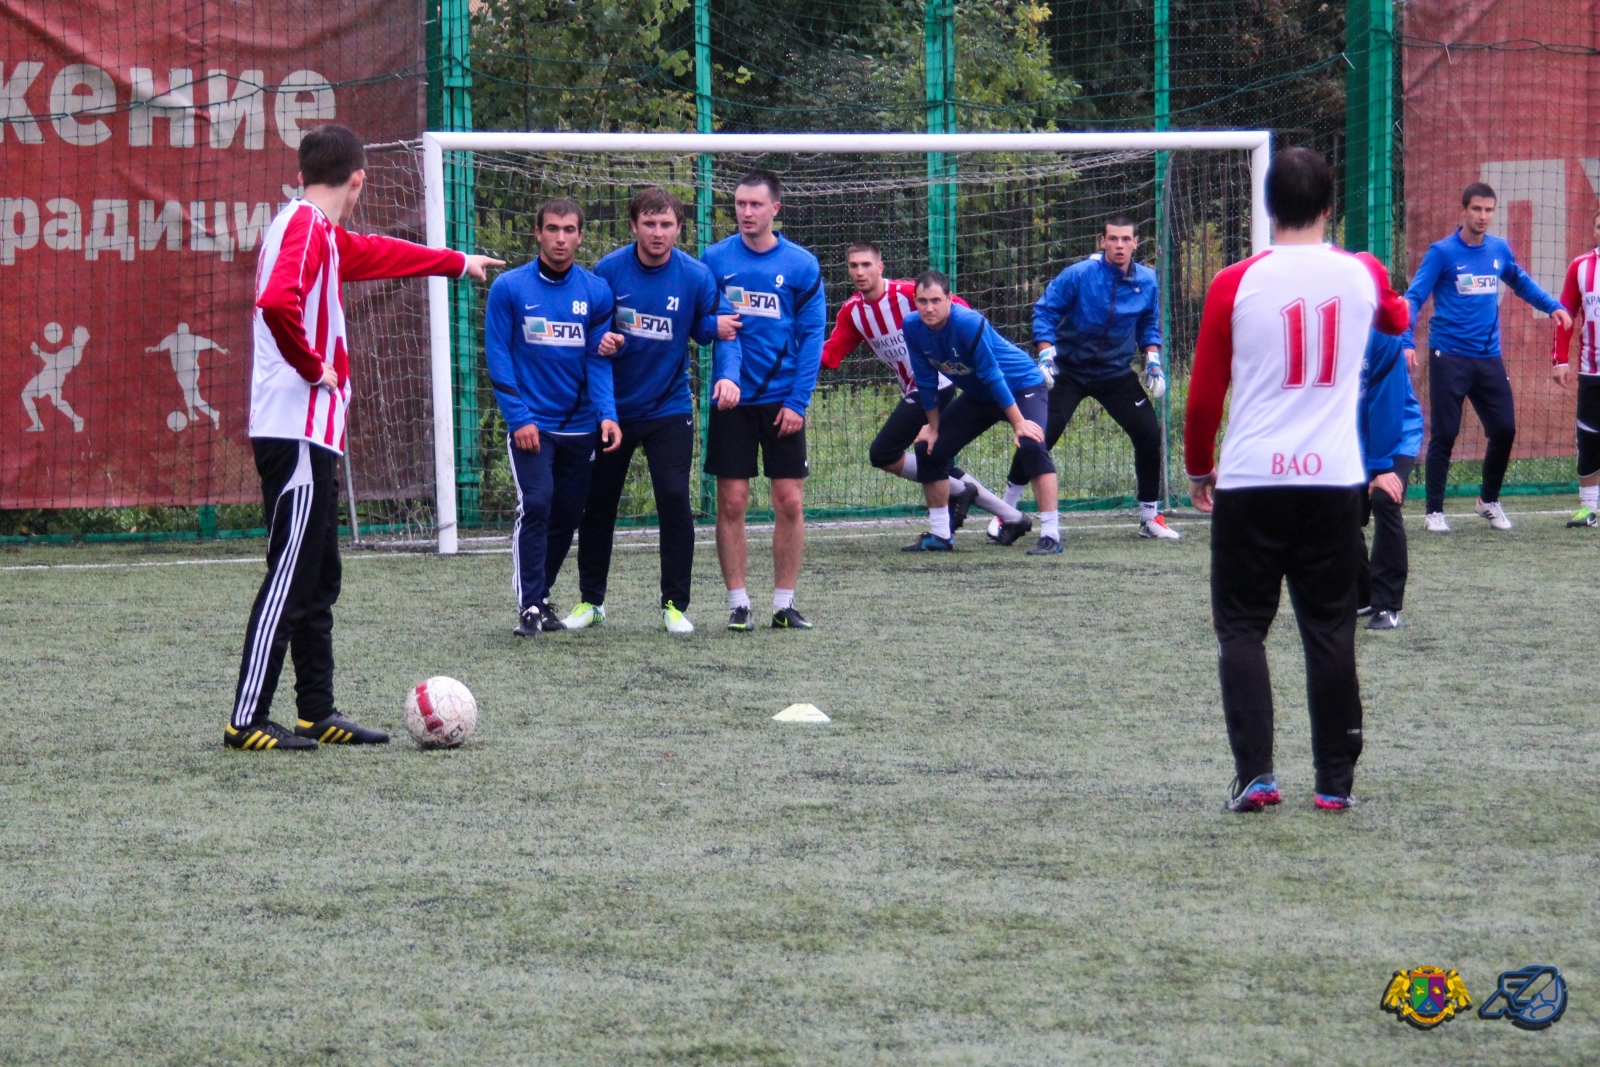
[3,507,1581,572]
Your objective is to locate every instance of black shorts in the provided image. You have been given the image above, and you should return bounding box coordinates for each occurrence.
[1578,375,1600,476]
[704,402,810,480]
[868,386,956,470]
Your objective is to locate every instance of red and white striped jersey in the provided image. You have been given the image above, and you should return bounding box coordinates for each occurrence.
[821,279,965,396]
[1554,248,1600,375]
[250,199,466,451]
[1184,244,1409,489]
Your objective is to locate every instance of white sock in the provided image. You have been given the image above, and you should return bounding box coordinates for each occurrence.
[1003,482,1027,509]
[963,478,1019,522]
[929,506,952,540]
[729,587,751,611]
[897,453,919,481]
[1040,509,1060,540]
[1139,500,1159,522]
[773,588,795,611]
[1582,485,1598,509]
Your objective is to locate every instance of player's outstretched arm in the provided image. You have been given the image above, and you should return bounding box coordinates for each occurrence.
[1499,252,1571,327]
[820,302,863,370]
[335,228,502,283]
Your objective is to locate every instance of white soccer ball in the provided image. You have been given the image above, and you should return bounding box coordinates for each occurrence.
[404,676,478,749]
[167,411,188,432]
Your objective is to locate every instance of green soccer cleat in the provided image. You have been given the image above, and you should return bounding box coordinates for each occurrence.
[224,720,317,751]
[563,601,606,629]
[1568,506,1597,528]
[662,602,695,635]
[295,713,389,745]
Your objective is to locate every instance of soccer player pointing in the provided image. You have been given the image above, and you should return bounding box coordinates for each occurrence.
[702,170,826,630]
[226,125,502,751]
[1185,148,1409,811]
[903,271,1060,554]
[565,188,743,634]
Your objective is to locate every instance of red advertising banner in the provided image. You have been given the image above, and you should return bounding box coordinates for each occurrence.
[1403,1,1598,463]
[0,1,425,507]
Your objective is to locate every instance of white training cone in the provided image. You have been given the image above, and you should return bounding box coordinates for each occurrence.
[772,703,830,723]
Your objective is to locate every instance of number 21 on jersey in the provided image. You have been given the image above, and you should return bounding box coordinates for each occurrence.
[1280,297,1339,388]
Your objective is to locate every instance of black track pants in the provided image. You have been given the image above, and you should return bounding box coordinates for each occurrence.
[1356,455,1414,614]
[578,414,696,610]
[1424,351,1516,512]
[1007,370,1161,501]
[230,438,342,729]
[1210,486,1365,797]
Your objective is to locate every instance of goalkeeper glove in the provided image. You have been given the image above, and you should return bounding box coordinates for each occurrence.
[1142,351,1166,399]
[1036,345,1058,390]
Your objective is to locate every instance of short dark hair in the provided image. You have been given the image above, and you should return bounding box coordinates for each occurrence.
[846,240,882,260]
[914,269,951,295]
[735,168,783,201]
[629,186,684,225]
[536,197,585,231]
[1264,148,1334,230]
[1462,181,1497,207]
[298,124,365,187]
[1103,213,1138,235]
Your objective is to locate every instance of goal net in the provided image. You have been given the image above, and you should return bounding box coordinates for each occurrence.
[349,132,1268,552]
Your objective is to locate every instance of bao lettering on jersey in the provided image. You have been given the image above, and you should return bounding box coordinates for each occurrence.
[523,317,586,347]
[725,286,782,319]
[1270,452,1324,476]
[1455,273,1500,296]
[617,307,672,340]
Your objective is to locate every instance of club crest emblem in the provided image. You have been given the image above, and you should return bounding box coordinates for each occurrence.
[1479,965,1567,1030]
[1381,966,1472,1028]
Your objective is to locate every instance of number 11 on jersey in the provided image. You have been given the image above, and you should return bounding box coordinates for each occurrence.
[1281,297,1340,389]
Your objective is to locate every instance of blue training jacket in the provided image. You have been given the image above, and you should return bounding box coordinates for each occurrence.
[700,233,826,415]
[593,245,741,423]
[1403,229,1561,357]
[905,303,1044,410]
[485,261,617,433]
[1032,253,1162,382]
[1360,329,1424,476]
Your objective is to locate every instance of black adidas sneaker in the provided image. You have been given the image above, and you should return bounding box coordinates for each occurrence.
[224,719,317,751]
[295,713,389,744]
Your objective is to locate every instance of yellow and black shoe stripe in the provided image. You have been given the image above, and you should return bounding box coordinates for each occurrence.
[225,725,280,749]
[301,719,354,743]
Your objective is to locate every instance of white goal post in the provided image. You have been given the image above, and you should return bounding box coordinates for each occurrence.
[421,130,1273,555]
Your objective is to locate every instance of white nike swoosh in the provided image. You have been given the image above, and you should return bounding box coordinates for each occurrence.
[723,273,737,279]
[525,304,539,310]
[615,294,631,301]
[1135,399,1147,406]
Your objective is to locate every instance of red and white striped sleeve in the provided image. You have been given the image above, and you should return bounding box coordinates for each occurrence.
[1353,251,1410,336]
[256,206,327,383]
[1553,254,1585,366]
[1183,256,1256,478]
[822,295,865,369]
[335,228,467,282]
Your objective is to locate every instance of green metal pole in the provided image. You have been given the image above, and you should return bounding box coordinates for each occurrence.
[695,0,716,519]
[434,0,479,526]
[925,0,956,281]
[1344,0,1393,258]
[1154,0,1172,508]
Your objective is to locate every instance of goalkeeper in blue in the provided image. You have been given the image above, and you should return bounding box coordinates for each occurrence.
[485,198,621,637]
[563,187,743,635]
[902,270,1061,554]
[992,215,1177,541]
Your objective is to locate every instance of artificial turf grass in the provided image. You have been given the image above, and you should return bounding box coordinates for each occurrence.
[2,505,1598,1064]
